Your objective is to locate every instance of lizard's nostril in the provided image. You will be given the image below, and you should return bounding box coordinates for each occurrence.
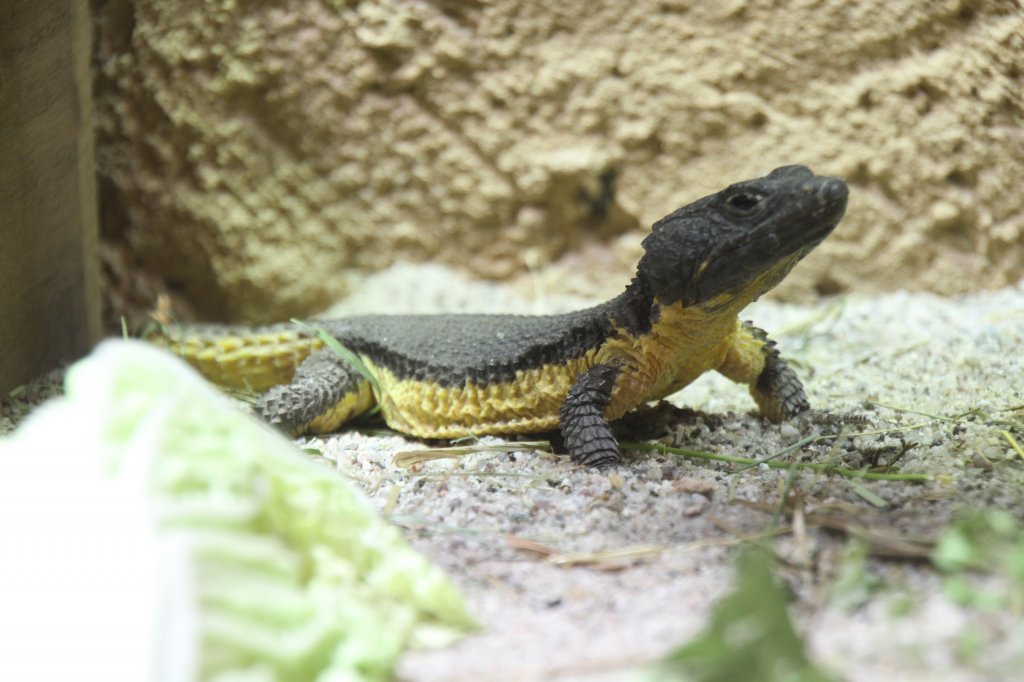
[819,177,849,202]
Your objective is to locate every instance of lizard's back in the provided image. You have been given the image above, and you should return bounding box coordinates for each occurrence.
[321,308,616,385]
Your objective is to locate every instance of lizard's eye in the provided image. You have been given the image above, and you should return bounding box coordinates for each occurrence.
[726,192,762,212]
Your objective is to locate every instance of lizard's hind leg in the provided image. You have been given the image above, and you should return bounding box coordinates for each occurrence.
[258,349,376,435]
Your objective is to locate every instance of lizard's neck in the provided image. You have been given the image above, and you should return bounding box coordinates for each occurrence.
[598,276,658,336]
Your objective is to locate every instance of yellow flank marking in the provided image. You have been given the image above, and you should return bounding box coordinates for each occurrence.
[163,330,324,392]
[363,354,598,438]
[357,298,754,439]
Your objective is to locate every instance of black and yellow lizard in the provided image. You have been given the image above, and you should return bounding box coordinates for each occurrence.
[154,165,848,467]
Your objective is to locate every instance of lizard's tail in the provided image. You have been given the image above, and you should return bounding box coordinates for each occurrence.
[147,321,323,393]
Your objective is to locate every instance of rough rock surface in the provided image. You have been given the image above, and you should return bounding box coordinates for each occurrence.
[93,0,1024,322]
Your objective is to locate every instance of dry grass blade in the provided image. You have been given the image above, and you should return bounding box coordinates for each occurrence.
[505,535,560,556]
[393,448,477,468]
[506,535,665,570]
[383,484,401,515]
[775,296,846,337]
[740,500,935,559]
[805,511,934,559]
[394,441,551,468]
[547,545,665,569]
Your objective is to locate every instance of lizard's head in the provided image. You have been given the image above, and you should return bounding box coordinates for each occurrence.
[637,165,848,309]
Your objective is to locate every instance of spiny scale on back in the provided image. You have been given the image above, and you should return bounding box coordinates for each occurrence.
[154,165,849,467]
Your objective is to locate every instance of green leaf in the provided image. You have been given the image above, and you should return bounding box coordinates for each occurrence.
[932,529,978,572]
[291,319,381,400]
[931,509,1024,613]
[829,538,881,612]
[849,482,888,508]
[656,549,837,682]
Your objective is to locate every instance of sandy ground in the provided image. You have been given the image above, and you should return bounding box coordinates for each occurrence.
[4,264,1023,681]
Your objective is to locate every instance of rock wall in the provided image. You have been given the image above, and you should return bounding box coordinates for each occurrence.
[93,0,1024,322]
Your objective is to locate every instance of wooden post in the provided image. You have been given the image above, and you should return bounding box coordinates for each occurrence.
[0,1,101,394]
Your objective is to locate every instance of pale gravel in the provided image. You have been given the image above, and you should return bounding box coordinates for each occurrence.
[305,264,1024,682]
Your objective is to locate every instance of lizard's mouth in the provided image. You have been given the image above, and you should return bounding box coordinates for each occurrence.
[801,180,849,244]
[763,176,848,250]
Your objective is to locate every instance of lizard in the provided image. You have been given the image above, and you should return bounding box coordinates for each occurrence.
[153,165,848,467]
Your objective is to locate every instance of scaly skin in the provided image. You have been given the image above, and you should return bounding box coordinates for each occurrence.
[153,165,848,467]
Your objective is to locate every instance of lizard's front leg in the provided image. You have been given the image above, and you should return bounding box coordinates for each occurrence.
[259,349,376,435]
[716,320,809,422]
[559,363,622,467]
